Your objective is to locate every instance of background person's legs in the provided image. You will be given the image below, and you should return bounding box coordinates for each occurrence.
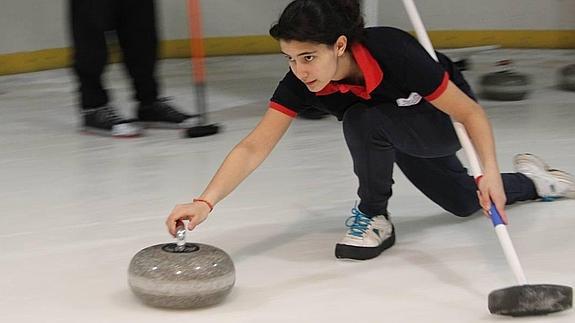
[70,0,112,109]
[116,0,195,128]
[70,0,141,137]
[116,0,158,105]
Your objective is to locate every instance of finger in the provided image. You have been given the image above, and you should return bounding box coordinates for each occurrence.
[167,218,176,237]
[501,212,508,225]
[483,196,507,225]
[488,192,508,224]
[188,219,197,231]
[188,216,202,231]
[489,205,508,225]
[476,191,489,212]
[481,193,492,213]
[165,215,173,236]
[475,191,488,218]
[166,212,181,237]
[494,201,508,225]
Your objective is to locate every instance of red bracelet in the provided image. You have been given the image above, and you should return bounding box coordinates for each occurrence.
[193,198,214,212]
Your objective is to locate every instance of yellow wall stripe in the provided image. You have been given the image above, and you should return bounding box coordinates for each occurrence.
[1,31,574,75]
[428,30,575,49]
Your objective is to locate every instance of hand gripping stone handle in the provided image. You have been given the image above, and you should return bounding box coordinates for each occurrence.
[401,0,528,285]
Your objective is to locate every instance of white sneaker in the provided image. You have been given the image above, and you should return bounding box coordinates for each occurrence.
[513,153,575,199]
[335,206,395,260]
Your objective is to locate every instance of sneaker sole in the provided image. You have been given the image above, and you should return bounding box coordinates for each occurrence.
[138,114,200,129]
[80,128,143,138]
[335,228,396,261]
[138,121,191,129]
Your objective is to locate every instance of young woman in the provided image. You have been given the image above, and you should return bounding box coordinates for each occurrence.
[166,0,574,260]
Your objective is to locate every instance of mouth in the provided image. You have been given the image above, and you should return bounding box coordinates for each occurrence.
[305,80,317,86]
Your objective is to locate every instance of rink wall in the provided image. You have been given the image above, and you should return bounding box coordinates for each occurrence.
[0,0,574,75]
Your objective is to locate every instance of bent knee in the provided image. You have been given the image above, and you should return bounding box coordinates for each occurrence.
[446,203,480,218]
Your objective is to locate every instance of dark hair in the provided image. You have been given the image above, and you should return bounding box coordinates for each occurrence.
[269,0,365,46]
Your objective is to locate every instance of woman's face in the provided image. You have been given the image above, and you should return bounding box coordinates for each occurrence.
[279,37,347,92]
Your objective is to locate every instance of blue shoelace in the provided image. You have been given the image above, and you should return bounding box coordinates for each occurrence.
[345,207,373,238]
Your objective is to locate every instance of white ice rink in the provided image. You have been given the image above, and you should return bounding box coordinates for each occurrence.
[1,50,574,322]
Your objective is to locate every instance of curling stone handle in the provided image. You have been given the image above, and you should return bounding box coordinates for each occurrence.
[175,221,186,251]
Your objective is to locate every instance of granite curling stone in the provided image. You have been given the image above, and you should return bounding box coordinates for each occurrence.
[480,70,532,101]
[128,226,235,309]
[558,64,575,91]
[480,61,532,101]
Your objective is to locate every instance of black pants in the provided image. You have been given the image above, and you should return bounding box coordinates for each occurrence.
[70,0,159,109]
[342,104,538,217]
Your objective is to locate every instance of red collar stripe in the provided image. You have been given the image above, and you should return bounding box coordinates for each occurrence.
[316,43,383,99]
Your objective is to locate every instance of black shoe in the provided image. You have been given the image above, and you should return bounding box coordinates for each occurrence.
[137,98,198,129]
[81,106,142,137]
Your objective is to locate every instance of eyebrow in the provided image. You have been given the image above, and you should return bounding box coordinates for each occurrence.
[281,51,317,57]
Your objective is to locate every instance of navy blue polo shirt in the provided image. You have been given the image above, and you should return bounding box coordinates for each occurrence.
[269,27,474,157]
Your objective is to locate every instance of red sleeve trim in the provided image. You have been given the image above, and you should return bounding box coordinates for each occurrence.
[269,101,297,118]
[425,72,450,101]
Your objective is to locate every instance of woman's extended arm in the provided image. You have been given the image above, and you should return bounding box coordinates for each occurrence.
[166,108,294,235]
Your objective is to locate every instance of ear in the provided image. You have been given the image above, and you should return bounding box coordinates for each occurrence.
[334,35,348,56]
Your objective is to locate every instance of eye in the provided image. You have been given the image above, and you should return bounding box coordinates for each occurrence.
[284,55,295,63]
[303,55,315,62]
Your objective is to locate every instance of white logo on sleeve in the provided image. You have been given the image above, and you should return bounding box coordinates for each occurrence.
[396,92,422,107]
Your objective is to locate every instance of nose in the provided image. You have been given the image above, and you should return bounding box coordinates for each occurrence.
[292,63,308,81]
